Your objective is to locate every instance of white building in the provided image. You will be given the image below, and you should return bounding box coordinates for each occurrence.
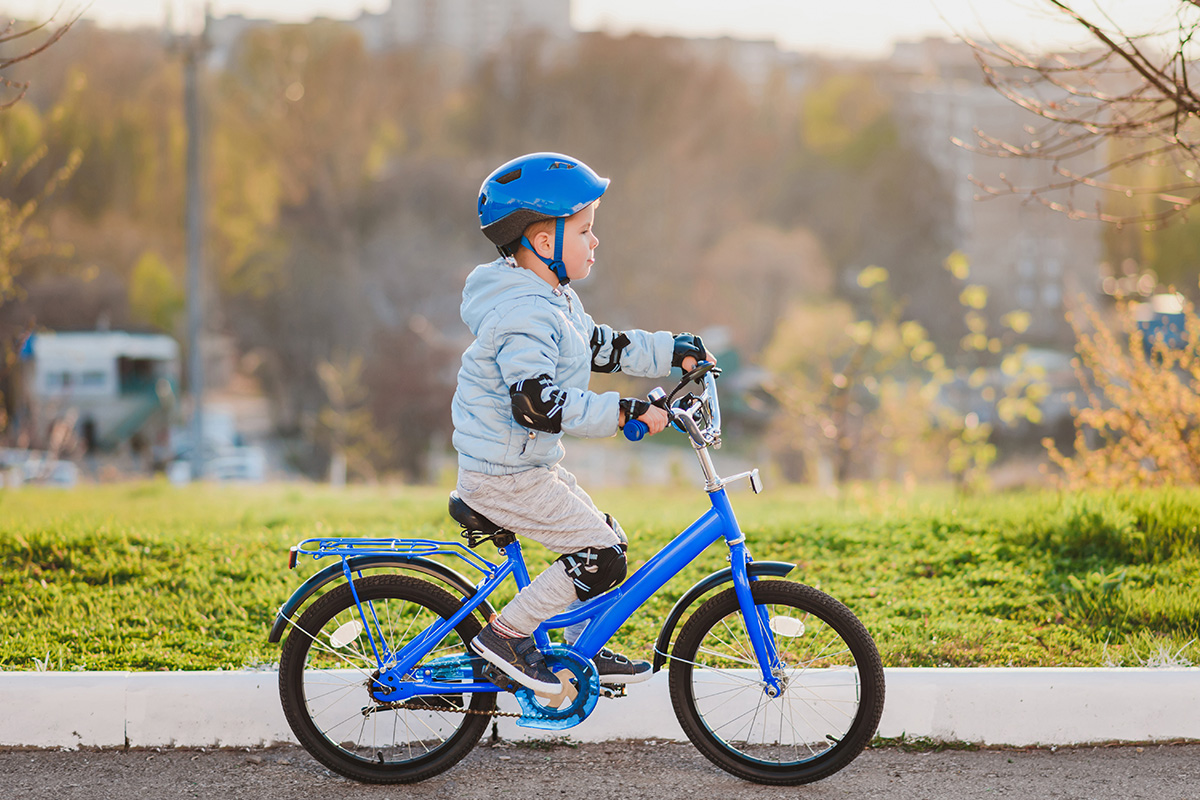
[23,331,179,453]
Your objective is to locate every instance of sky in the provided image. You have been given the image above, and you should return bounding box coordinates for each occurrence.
[0,0,1186,58]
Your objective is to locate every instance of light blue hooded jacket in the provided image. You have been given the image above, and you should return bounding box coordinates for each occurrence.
[452,258,675,475]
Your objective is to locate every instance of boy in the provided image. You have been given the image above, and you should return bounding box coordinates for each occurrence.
[452,152,708,693]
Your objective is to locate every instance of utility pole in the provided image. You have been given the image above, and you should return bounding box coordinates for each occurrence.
[175,7,210,480]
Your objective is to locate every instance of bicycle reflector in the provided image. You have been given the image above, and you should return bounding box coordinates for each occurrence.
[288,546,299,570]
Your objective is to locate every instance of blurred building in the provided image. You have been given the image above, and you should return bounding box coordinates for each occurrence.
[355,0,572,54]
[680,36,816,94]
[884,38,1104,346]
[19,331,178,456]
[208,2,813,92]
[209,0,573,68]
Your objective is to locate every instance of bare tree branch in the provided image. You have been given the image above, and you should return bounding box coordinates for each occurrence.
[962,1,1200,227]
[0,12,78,110]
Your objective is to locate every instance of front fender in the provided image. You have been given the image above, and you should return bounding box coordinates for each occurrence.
[268,555,494,643]
[652,561,795,671]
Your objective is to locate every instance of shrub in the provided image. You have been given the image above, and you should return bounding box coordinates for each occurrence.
[1047,294,1200,488]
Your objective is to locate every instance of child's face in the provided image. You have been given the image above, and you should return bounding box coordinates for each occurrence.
[529,203,599,283]
[562,202,599,282]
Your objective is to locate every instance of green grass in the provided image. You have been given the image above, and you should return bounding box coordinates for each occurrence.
[1,481,1198,671]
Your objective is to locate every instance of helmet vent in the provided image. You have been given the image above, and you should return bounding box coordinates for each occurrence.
[495,168,522,184]
[548,161,576,170]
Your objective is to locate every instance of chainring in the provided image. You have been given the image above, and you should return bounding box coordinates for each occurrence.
[512,645,600,730]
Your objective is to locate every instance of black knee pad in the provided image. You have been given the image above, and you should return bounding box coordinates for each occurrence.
[558,543,627,601]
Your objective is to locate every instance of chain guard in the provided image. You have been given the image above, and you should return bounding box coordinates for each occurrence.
[366,647,599,728]
[512,645,599,730]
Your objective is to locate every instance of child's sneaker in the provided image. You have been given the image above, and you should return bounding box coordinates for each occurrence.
[593,648,652,684]
[471,623,562,694]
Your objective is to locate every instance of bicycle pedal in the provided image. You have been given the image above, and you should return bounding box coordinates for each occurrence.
[599,683,627,699]
[481,664,519,694]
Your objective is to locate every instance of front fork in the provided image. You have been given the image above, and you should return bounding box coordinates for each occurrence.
[728,544,784,696]
[714,485,784,697]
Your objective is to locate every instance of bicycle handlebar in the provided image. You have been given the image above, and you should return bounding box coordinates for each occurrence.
[622,361,721,446]
[622,419,649,441]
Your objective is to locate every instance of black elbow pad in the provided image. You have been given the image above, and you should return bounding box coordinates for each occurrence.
[590,329,631,374]
[510,374,566,433]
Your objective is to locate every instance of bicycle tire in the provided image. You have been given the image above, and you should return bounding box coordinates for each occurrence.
[278,574,495,783]
[668,580,884,785]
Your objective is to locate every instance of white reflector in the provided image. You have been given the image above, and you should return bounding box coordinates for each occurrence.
[769,616,805,637]
[329,620,364,648]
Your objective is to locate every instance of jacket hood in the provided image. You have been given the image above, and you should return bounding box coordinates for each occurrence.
[460,258,562,335]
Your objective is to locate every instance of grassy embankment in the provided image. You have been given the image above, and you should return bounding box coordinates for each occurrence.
[1,481,1198,671]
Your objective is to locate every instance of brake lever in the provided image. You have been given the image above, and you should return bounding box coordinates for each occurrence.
[668,361,719,406]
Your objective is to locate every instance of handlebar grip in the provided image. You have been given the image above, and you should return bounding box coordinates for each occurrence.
[623,419,649,441]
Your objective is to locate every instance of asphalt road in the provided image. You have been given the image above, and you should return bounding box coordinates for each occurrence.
[2,740,1198,800]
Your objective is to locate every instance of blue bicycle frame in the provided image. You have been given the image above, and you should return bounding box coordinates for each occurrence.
[284,366,784,708]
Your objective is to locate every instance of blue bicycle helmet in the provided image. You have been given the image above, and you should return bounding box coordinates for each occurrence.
[478,152,609,286]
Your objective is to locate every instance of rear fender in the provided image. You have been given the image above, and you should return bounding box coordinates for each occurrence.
[268,555,493,643]
[652,561,795,671]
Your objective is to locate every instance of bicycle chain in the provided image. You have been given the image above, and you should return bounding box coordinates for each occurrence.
[367,684,626,719]
[368,700,524,719]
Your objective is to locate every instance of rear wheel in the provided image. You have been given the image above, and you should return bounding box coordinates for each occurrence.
[668,580,884,785]
[278,574,495,783]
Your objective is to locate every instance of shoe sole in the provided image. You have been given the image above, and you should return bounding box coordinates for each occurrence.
[594,670,653,685]
[470,636,562,694]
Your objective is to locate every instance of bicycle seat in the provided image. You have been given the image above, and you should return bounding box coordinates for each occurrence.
[448,491,503,534]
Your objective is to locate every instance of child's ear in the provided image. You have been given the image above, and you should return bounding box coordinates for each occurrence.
[533,229,554,257]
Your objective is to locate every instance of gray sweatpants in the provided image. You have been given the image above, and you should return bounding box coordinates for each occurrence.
[456,464,626,637]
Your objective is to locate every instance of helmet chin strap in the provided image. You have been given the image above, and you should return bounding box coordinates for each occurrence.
[521,217,569,290]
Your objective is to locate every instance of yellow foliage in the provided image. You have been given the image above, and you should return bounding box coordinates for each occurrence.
[847,320,874,346]
[965,310,988,333]
[944,251,970,280]
[1002,310,1032,333]
[959,285,989,309]
[1046,295,1200,488]
[857,265,889,289]
[899,320,926,348]
[128,251,183,333]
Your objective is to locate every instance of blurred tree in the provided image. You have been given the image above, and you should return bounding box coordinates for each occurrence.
[128,250,183,333]
[0,15,78,440]
[316,353,392,484]
[763,258,1047,492]
[692,223,832,353]
[213,23,403,433]
[364,321,458,482]
[772,68,957,347]
[761,271,956,490]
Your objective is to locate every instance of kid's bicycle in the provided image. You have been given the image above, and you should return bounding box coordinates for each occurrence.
[270,362,885,785]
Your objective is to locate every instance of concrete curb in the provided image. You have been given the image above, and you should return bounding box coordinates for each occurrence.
[3,668,1199,749]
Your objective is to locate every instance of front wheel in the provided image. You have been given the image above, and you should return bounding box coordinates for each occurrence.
[278,574,495,784]
[668,580,884,785]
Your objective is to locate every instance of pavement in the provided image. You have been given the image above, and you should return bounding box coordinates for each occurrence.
[2,740,1198,800]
